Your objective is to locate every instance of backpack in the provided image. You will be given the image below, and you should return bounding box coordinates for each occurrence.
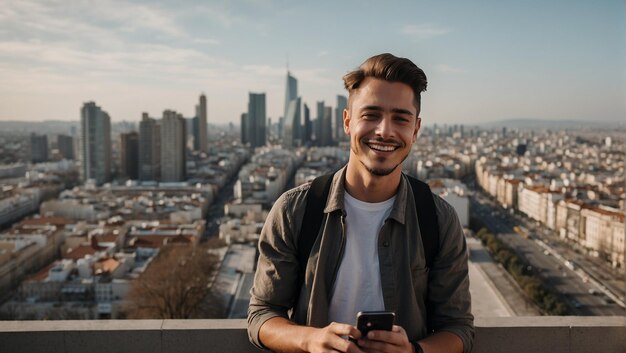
[296,172,440,293]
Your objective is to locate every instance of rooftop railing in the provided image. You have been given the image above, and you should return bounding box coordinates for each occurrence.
[0,316,624,353]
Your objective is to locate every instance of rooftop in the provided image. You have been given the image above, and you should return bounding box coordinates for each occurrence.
[0,317,623,353]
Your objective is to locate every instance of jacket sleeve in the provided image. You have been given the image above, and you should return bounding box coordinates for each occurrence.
[247,190,302,349]
[427,196,475,353]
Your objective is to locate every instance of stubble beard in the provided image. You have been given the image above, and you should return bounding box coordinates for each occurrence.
[352,142,409,177]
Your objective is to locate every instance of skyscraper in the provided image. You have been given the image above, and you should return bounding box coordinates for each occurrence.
[284,71,298,119]
[283,97,301,149]
[139,113,161,181]
[247,93,266,148]
[121,131,139,180]
[283,71,300,145]
[303,103,311,145]
[195,94,208,153]
[57,134,74,160]
[315,101,325,145]
[241,113,249,145]
[30,133,48,163]
[320,106,333,146]
[160,110,186,182]
[335,95,348,142]
[81,102,111,185]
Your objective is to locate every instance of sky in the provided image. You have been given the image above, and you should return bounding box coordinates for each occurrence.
[0,0,624,125]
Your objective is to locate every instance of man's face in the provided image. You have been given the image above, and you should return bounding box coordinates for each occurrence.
[344,77,421,177]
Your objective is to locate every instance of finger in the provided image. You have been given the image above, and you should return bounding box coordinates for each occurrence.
[366,330,404,346]
[357,338,390,353]
[329,322,362,340]
[391,325,405,334]
[359,347,385,353]
[327,333,353,352]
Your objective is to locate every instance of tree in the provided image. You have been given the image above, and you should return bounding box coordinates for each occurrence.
[124,241,226,319]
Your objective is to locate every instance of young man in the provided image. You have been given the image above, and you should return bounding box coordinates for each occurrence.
[248,53,474,353]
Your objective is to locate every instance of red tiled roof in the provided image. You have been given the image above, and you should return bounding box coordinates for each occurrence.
[22,217,74,227]
[96,234,119,243]
[63,244,106,261]
[27,262,57,282]
[94,257,120,274]
[428,180,445,188]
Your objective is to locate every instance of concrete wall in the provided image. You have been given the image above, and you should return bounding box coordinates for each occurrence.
[0,317,624,353]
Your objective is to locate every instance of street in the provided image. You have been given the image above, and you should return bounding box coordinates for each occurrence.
[470,192,624,316]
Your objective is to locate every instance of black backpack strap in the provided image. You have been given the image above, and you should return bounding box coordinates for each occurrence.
[406,175,440,269]
[295,174,333,305]
[406,174,440,334]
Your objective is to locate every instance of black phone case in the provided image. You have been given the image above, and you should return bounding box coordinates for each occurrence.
[356,311,395,337]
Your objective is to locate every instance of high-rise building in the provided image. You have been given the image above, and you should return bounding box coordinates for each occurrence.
[283,97,301,148]
[81,102,111,185]
[240,113,249,145]
[320,106,333,146]
[121,132,139,180]
[30,133,48,163]
[283,71,300,145]
[57,134,74,160]
[195,94,208,153]
[303,103,311,145]
[160,110,186,182]
[315,101,325,145]
[284,72,298,119]
[335,95,348,142]
[247,93,266,148]
[139,113,161,181]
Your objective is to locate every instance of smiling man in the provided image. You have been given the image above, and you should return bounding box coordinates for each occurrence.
[248,53,474,353]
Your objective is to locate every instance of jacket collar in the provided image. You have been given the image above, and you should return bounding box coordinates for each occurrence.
[323,165,409,225]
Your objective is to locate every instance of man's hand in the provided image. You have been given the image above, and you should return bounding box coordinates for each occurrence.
[259,317,365,353]
[356,325,414,353]
[303,322,364,353]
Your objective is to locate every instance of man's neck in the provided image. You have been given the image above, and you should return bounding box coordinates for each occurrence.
[344,162,402,203]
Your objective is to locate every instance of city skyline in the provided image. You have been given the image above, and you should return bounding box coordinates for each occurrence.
[0,1,624,124]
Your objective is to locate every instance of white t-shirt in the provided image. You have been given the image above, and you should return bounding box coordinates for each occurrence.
[327,192,396,325]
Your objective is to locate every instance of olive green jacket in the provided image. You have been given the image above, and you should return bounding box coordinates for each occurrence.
[247,167,474,352]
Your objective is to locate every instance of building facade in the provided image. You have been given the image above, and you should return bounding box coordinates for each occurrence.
[81,102,111,185]
[120,132,139,180]
[246,93,266,148]
[138,113,161,181]
[195,94,208,153]
[160,110,186,182]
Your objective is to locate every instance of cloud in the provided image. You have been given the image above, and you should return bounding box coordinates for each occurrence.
[193,38,221,45]
[317,50,329,57]
[401,23,451,39]
[435,64,466,74]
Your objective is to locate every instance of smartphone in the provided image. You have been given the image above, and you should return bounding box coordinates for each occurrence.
[355,311,395,338]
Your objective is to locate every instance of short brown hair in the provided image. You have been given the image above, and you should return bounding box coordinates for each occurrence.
[343,53,427,112]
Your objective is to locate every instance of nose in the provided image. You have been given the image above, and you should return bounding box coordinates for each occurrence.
[375,116,394,139]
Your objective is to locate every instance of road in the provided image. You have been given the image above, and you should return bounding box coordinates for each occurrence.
[203,174,240,240]
[470,192,624,316]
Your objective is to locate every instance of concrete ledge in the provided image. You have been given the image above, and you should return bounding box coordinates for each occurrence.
[0,317,624,353]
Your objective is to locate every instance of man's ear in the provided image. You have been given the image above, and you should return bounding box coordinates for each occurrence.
[412,117,421,143]
[343,109,351,135]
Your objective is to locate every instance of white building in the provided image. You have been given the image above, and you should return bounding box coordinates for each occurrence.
[428,179,470,227]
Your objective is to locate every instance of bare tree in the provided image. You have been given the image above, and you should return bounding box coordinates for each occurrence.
[124,241,226,319]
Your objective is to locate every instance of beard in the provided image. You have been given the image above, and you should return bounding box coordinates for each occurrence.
[362,160,400,176]
[361,154,409,176]
[353,144,409,177]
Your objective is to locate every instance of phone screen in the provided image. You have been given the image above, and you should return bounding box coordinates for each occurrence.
[355,311,395,338]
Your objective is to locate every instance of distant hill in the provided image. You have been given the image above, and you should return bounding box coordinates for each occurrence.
[0,120,79,135]
[478,119,624,130]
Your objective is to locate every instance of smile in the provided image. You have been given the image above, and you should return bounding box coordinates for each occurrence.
[367,143,399,152]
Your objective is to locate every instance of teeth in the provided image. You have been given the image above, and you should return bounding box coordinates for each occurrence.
[369,144,396,152]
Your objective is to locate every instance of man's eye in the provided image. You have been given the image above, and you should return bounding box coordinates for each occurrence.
[363,113,379,119]
[395,117,410,123]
